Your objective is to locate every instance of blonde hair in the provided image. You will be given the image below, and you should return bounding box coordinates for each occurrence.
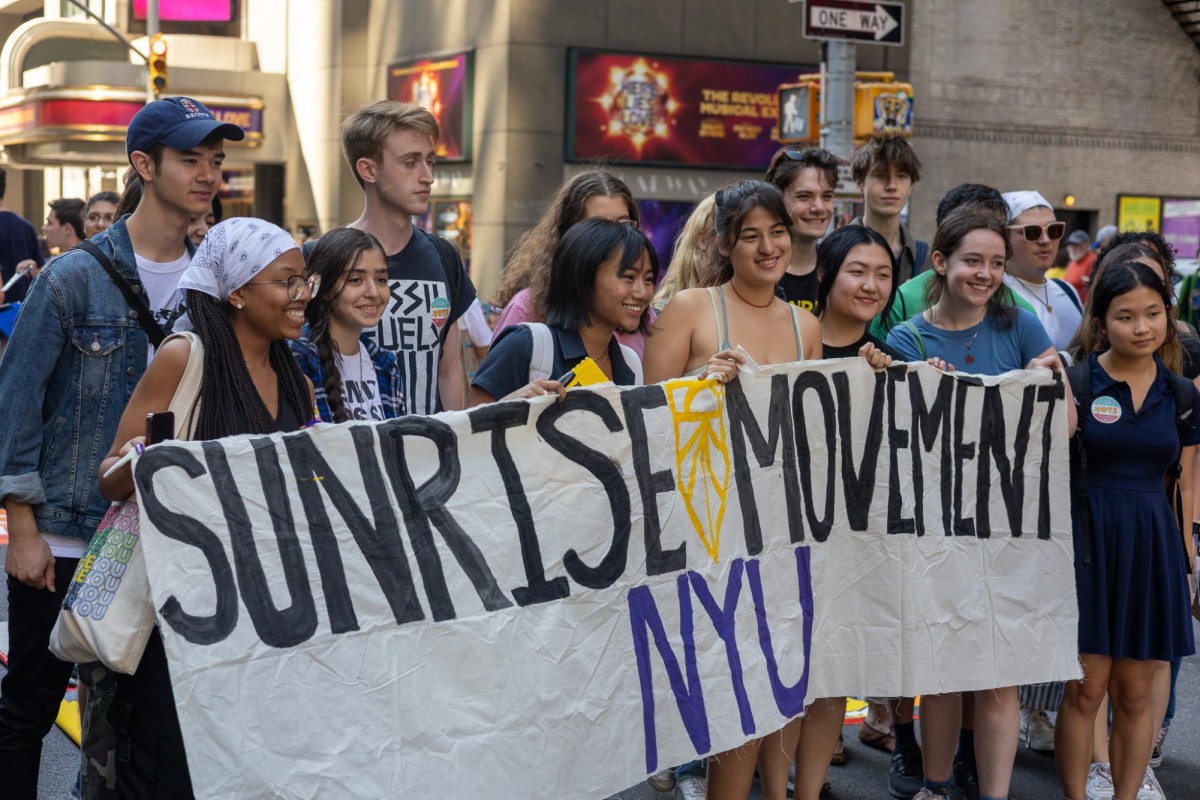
[653,194,717,310]
[341,101,440,187]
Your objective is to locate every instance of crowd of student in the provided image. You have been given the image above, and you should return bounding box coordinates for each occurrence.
[0,94,1194,800]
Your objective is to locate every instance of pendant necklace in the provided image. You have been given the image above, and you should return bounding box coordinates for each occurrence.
[1021,278,1053,313]
[963,328,982,364]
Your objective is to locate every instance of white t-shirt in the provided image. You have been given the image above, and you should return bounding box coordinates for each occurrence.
[136,251,191,360]
[1003,273,1082,352]
[337,348,384,421]
[458,298,493,347]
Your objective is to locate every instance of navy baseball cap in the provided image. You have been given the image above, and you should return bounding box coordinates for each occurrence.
[126,96,245,160]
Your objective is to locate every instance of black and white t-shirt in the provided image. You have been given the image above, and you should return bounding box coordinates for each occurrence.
[135,251,190,360]
[370,229,475,415]
[778,270,819,313]
[337,348,385,421]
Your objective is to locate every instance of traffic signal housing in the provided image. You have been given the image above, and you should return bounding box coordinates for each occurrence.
[149,34,168,97]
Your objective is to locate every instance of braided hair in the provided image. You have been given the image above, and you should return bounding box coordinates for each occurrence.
[185,289,312,439]
[302,228,388,422]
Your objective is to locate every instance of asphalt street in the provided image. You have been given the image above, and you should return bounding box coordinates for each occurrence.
[2,544,1197,799]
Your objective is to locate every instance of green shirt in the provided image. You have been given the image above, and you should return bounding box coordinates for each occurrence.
[869,270,1036,339]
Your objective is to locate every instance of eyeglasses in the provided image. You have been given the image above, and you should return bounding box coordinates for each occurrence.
[85,213,116,224]
[1007,222,1066,242]
[245,274,321,301]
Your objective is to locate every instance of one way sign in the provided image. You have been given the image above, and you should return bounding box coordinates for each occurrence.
[802,0,905,46]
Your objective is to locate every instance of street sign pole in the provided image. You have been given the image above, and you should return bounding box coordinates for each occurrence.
[822,39,856,164]
[146,0,159,103]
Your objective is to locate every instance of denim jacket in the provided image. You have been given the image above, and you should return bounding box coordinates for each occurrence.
[0,216,188,542]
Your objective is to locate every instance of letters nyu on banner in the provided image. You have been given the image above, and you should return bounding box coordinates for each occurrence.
[132,360,1077,800]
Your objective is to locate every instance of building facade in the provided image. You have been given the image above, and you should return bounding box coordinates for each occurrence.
[0,0,1197,298]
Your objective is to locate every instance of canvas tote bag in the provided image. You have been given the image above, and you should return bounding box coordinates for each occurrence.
[49,332,204,673]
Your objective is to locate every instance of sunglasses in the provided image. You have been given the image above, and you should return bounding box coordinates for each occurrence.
[246,273,321,301]
[1007,222,1066,242]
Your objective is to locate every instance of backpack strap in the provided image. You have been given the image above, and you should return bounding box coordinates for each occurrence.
[77,241,166,347]
[900,318,926,361]
[521,322,555,382]
[420,229,464,347]
[914,239,930,275]
[617,343,644,386]
[1051,278,1083,314]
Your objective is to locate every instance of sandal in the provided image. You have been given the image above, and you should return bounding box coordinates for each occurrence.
[856,718,895,753]
[830,732,847,766]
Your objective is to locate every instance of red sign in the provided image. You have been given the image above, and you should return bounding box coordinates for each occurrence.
[568,50,809,170]
[387,52,472,162]
[0,97,263,142]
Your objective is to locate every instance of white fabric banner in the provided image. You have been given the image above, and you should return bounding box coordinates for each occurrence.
[132,359,1078,799]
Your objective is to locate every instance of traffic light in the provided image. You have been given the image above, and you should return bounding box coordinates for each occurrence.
[149,34,168,97]
[854,80,913,141]
[777,80,820,145]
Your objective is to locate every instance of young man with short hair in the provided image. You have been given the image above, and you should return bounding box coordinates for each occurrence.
[851,135,928,288]
[342,100,476,414]
[765,146,841,312]
[1001,190,1082,352]
[42,197,85,254]
[0,96,242,799]
[0,168,44,305]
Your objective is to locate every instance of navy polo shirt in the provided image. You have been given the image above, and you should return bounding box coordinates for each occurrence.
[472,323,637,400]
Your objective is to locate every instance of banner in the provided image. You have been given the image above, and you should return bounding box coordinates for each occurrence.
[133,360,1078,800]
[387,52,473,161]
[567,50,809,169]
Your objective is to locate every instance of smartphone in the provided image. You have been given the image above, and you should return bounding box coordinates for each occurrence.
[146,412,176,445]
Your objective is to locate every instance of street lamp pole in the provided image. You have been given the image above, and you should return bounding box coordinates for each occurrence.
[146,0,159,103]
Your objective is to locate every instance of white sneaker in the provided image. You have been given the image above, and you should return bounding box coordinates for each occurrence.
[1136,766,1165,800]
[674,775,706,800]
[912,790,949,800]
[647,768,676,793]
[1020,707,1056,752]
[1149,725,1168,768]
[1086,762,1114,800]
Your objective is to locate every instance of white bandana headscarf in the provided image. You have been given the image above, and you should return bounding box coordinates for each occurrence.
[1002,190,1052,223]
[173,217,299,331]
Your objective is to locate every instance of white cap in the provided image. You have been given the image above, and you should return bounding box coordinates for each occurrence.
[1002,191,1052,223]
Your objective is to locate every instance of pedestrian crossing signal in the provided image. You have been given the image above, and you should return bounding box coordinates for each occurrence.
[149,35,168,97]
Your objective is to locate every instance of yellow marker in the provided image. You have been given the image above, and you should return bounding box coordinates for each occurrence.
[565,357,609,388]
[665,377,731,562]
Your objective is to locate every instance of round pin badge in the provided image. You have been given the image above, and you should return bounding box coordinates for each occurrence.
[1090,396,1122,424]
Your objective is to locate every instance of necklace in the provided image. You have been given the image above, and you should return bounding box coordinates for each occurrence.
[729,280,773,308]
[1016,277,1053,313]
[961,328,982,364]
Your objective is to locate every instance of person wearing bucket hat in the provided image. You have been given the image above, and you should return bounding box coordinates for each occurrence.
[0,96,244,799]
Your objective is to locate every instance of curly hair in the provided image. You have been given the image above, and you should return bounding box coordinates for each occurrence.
[494,170,638,314]
[303,228,388,422]
[1096,230,1176,275]
[185,289,312,439]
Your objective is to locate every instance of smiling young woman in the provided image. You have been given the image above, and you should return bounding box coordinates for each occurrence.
[643,181,822,800]
[885,206,1065,800]
[468,218,655,405]
[96,218,317,793]
[290,227,406,423]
